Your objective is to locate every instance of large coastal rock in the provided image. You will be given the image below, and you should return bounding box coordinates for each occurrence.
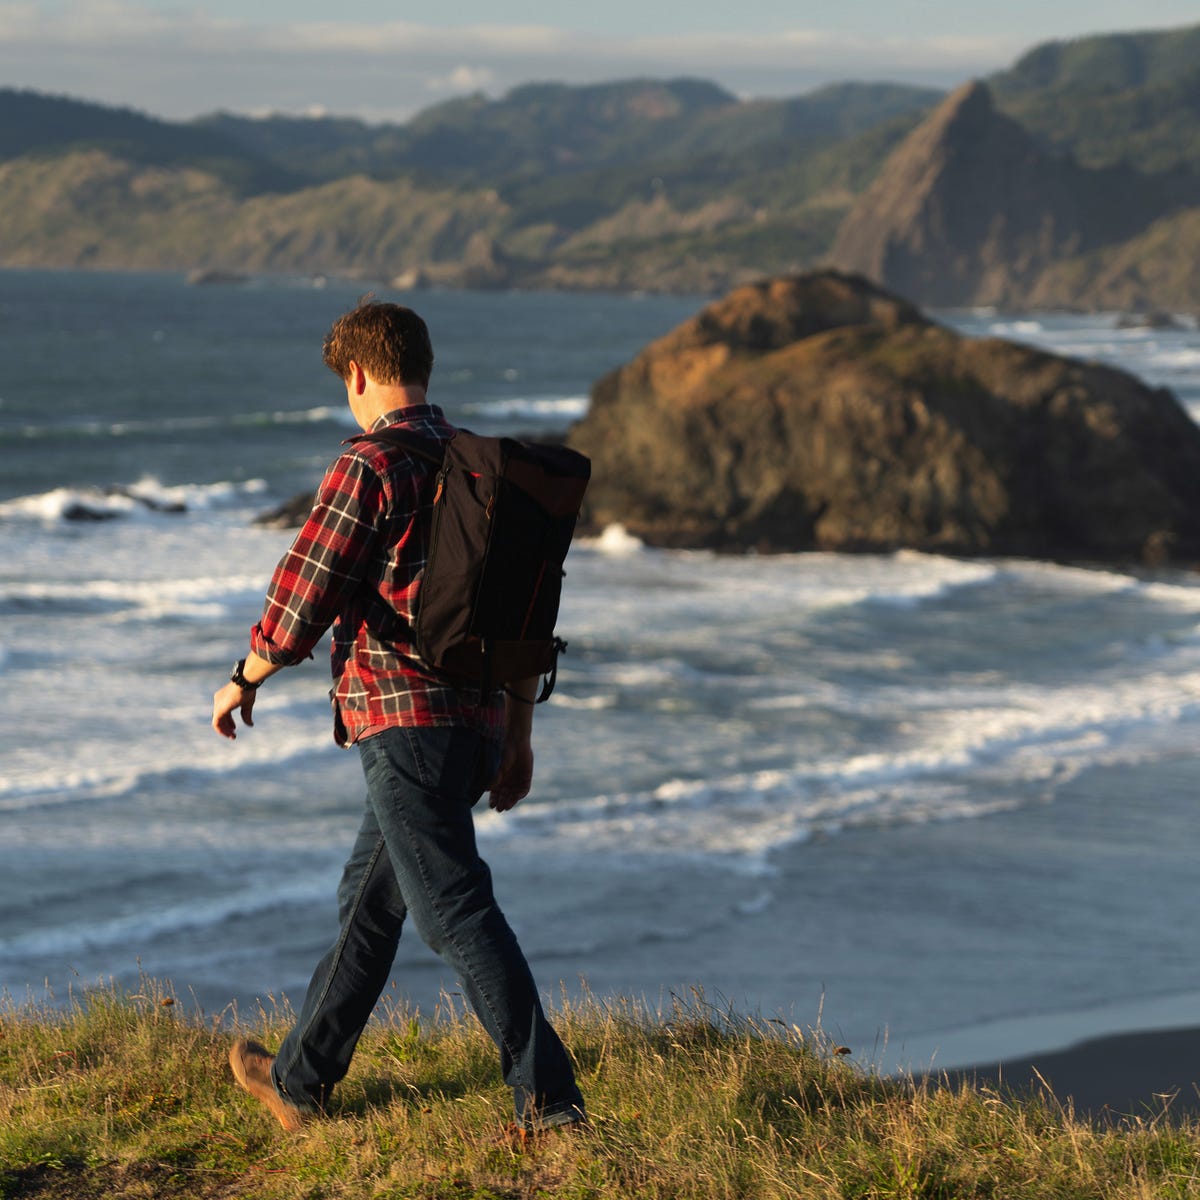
[567,271,1200,564]
[828,81,1190,309]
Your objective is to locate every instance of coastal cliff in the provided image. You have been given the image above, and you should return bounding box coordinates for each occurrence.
[828,81,1200,309]
[568,270,1200,564]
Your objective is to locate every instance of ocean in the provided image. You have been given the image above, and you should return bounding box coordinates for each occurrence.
[4,268,1200,1075]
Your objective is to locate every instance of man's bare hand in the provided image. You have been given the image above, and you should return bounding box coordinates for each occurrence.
[489,735,533,811]
[213,681,256,740]
[490,678,537,811]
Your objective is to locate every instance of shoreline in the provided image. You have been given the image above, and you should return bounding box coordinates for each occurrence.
[889,990,1200,1118]
[7,265,1199,320]
[929,1022,1200,1120]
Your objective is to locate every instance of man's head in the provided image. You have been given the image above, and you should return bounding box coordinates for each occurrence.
[323,301,434,389]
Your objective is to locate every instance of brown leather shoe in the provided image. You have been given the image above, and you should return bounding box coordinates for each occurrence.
[228,1038,307,1132]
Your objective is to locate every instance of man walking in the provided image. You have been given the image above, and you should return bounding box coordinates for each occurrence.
[212,301,585,1133]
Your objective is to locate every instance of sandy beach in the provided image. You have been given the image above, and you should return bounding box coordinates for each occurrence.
[935,1024,1200,1121]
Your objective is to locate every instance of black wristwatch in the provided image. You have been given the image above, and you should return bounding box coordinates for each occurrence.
[230,659,261,690]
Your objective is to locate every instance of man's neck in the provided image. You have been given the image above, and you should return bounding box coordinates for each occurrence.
[372,383,427,415]
[355,383,428,430]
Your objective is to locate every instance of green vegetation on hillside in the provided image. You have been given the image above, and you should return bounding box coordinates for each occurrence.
[989,24,1200,172]
[191,78,941,192]
[0,88,295,194]
[4,979,1200,1200]
[994,24,1200,93]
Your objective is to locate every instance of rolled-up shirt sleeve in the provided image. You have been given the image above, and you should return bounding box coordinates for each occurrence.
[250,451,385,665]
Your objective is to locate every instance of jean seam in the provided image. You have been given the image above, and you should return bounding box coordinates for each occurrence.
[394,730,523,1074]
[402,727,429,790]
[277,833,390,1095]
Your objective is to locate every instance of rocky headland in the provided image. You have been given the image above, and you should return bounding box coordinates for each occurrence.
[567,270,1200,565]
[828,81,1200,310]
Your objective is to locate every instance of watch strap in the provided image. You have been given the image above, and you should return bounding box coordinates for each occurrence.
[230,659,261,690]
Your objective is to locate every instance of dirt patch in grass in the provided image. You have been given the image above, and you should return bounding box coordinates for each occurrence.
[3,1161,245,1200]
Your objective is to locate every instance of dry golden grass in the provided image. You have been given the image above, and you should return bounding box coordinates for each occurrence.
[3,978,1200,1199]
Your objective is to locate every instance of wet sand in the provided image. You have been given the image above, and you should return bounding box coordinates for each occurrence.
[932,1024,1200,1121]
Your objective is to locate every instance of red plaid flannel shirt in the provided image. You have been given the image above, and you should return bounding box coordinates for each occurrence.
[250,404,504,746]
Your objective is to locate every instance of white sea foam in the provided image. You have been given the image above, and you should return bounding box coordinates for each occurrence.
[0,700,340,813]
[560,544,999,637]
[989,320,1044,337]
[548,693,617,711]
[477,763,1017,874]
[0,571,269,624]
[0,477,267,522]
[0,875,333,965]
[465,395,589,420]
[585,524,645,556]
[470,656,1200,872]
[11,406,343,443]
[1147,348,1200,372]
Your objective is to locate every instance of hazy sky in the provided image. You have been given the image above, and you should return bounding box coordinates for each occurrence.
[2,1,1197,123]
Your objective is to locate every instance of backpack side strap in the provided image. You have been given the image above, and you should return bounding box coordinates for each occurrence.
[503,638,565,706]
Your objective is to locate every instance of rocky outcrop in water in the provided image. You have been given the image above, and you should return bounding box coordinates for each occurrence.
[566,270,1200,564]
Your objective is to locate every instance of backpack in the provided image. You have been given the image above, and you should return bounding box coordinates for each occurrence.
[348,428,590,702]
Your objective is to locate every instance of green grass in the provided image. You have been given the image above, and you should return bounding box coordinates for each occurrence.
[2,978,1200,1199]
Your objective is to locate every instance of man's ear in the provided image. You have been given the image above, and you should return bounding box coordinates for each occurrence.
[346,361,368,395]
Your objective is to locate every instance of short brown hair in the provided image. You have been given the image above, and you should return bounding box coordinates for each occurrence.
[322,300,434,388]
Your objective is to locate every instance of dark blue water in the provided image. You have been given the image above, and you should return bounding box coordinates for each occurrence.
[0,269,704,502]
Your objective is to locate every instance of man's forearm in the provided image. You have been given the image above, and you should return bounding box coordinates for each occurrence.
[503,676,538,738]
[236,651,285,687]
[489,676,538,811]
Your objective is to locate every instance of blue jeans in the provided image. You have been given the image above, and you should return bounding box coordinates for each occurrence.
[272,724,585,1129]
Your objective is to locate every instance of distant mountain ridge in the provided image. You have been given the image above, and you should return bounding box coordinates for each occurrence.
[0,88,294,192]
[0,76,941,292]
[1,20,1198,306]
[190,77,940,186]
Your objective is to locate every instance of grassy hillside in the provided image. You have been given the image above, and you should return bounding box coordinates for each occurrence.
[4,980,1200,1200]
[0,151,510,278]
[1029,205,1200,310]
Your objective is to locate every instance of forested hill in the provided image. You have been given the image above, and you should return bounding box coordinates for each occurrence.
[191,78,942,186]
[0,88,293,192]
[989,23,1200,172]
[1,20,1198,306]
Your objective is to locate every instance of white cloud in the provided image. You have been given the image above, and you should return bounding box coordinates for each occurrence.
[623,28,1028,70]
[426,65,497,94]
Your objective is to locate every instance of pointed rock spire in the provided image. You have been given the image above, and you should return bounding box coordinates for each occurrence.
[827,81,1160,307]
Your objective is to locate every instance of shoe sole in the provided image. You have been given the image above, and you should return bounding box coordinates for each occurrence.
[228,1039,307,1132]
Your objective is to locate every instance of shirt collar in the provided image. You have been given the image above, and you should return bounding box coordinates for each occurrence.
[370,404,444,431]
